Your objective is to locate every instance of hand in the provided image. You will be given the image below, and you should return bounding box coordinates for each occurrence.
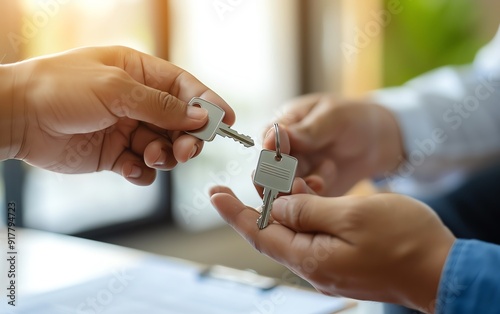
[1,46,234,185]
[210,188,455,313]
[263,94,404,196]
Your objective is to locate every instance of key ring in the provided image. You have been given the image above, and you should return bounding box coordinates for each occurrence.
[274,123,282,161]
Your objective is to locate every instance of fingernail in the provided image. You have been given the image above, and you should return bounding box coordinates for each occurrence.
[126,165,142,179]
[187,106,208,120]
[271,197,288,220]
[189,145,198,159]
[153,149,167,167]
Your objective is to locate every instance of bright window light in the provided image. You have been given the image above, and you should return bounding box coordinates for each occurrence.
[169,0,301,231]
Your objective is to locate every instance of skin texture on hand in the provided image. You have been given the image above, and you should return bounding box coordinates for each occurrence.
[0,65,16,161]
[213,116,453,313]
[210,187,455,313]
[1,46,234,185]
[264,94,405,196]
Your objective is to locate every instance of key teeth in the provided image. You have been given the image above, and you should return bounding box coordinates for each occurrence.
[219,126,254,147]
[232,133,255,147]
[256,217,268,230]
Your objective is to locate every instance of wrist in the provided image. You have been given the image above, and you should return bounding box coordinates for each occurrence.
[399,235,455,313]
[0,64,26,161]
[0,65,13,161]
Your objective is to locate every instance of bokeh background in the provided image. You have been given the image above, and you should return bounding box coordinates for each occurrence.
[1,0,499,279]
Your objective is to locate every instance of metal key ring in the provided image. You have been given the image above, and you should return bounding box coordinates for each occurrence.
[274,123,282,161]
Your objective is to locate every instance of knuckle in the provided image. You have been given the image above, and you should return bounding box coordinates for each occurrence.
[295,199,312,229]
[159,93,185,116]
[95,68,131,92]
[110,45,135,60]
[285,196,314,230]
[337,195,369,232]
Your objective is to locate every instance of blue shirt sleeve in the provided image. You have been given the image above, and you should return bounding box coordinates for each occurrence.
[436,239,500,314]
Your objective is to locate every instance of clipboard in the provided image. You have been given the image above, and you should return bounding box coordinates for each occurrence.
[199,264,356,313]
[199,264,279,290]
[11,257,354,313]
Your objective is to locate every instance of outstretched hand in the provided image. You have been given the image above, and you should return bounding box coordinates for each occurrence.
[210,186,454,313]
[1,46,234,185]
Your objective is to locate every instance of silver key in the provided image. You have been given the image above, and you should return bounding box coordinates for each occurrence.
[253,124,297,229]
[186,97,254,147]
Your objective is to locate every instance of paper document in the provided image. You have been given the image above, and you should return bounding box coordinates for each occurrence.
[10,257,347,314]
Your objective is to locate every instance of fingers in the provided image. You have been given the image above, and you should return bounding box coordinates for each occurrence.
[302,159,337,195]
[254,175,317,202]
[271,194,348,235]
[101,46,236,127]
[172,134,203,163]
[114,135,202,185]
[141,137,202,170]
[210,187,307,266]
[261,94,321,153]
[264,93,324,151]
[262,124,291,154]
[113,150,157,186]
[209,185,238,198]
[103,79,210,131]
[303,175,326,195]
[129,124,203,169]
[286,96,342,152]
[261,94,342,172]
[277,93,324,124]
[143,140,174,169]
[290,177,318,195]
[210,188,275,239]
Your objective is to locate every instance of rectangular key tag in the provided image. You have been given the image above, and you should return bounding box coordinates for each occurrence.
[186,97,225,141]
[253,150,298,193]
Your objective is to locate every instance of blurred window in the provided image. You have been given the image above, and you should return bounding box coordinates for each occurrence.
[2,0,437,234]
[1,0,170,236]
[168,0,303,231]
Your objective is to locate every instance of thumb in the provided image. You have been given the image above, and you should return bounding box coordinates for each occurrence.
[108,82,209,131]
[272,194,339,233]
[262,124,291,154]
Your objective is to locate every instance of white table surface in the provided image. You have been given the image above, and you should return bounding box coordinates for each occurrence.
[0,228,373,313]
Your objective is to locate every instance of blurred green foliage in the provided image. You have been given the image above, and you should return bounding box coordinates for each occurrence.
[383,0,489,87]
